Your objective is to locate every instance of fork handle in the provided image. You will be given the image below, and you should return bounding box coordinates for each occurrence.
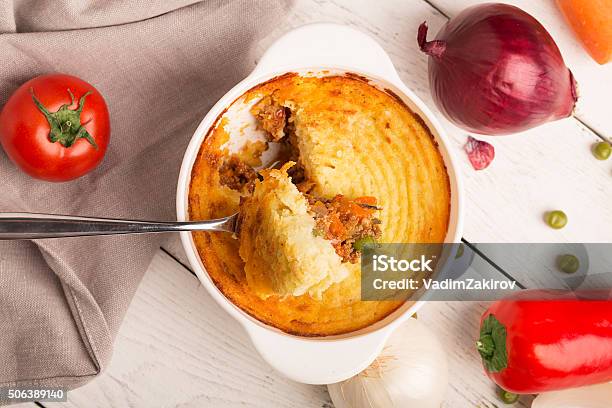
[0,213,234,240]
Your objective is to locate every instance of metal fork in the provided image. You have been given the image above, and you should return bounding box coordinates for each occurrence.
[0,160,285,240]
[0,212,239,240]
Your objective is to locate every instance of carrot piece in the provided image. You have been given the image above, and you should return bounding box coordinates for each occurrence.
[329,215,346,237]
[353,196,377,206]
[347,203,372,218]
[336,196,373,218]
[557,0,612,64]
[350,196,377,218]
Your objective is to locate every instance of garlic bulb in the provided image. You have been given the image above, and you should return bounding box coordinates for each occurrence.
[532,383,612,408]
[327,317,448,408]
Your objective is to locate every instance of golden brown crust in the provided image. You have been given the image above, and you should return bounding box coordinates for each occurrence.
[188,74,451,336]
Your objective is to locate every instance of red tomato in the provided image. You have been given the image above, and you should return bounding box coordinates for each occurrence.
[0,74,110,182]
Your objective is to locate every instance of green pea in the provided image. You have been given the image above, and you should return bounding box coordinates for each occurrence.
[455,244,465,259]
[557,254,580,274]
[498,388,519,404]
[353,236,377,252]
[546,210,567,229]
[592,141,611,161]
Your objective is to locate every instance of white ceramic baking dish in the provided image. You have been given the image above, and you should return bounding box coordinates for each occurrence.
[177,23,464,384]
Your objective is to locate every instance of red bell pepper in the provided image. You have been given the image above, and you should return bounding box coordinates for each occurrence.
[477,290,612,394]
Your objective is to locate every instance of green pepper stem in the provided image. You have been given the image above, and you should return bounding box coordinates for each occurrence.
[476,335,495,357]
[478,314,509,373]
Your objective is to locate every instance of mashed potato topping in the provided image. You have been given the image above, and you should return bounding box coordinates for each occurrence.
[189,74,451,336]
[238,162,349,299]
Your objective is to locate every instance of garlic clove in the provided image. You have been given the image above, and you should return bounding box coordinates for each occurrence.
[327,318,448,408]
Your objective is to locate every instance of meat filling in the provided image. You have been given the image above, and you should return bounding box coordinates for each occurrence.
[250,93,288,142]
[234,93,382,264]
[251,94,307,186]
[307,195,382,264]
[218,156,258,194]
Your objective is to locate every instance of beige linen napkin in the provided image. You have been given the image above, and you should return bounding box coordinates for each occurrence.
[0,0,291,394]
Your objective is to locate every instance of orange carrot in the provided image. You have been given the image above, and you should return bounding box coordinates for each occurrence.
[329,215,346,237]
[557,0,612,64]
[353,196,377,206]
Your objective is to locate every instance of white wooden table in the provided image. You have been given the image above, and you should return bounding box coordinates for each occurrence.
[34,1,611,407]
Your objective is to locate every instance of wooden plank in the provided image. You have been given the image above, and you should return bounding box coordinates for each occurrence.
[58,1,609,407]
[54,251,333,408]
[472,243,612,290]
[419,301,535,408]
[161,235,190,267]
[171,0,611,247]
[295,0,612,243]
[425,0,612,137]
[452,121,612,243]
[158,2,612,404]
[61,247,517,408]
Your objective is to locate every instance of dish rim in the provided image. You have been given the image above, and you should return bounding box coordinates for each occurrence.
[177,66,464,342]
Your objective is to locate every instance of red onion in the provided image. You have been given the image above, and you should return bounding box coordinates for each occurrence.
[418,4,578,135]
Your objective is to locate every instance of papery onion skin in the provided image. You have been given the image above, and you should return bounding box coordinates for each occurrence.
[465,136,495,170]
[418,4,578,135]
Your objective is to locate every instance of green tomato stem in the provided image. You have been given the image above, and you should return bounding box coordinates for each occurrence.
[30,88,97,149]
